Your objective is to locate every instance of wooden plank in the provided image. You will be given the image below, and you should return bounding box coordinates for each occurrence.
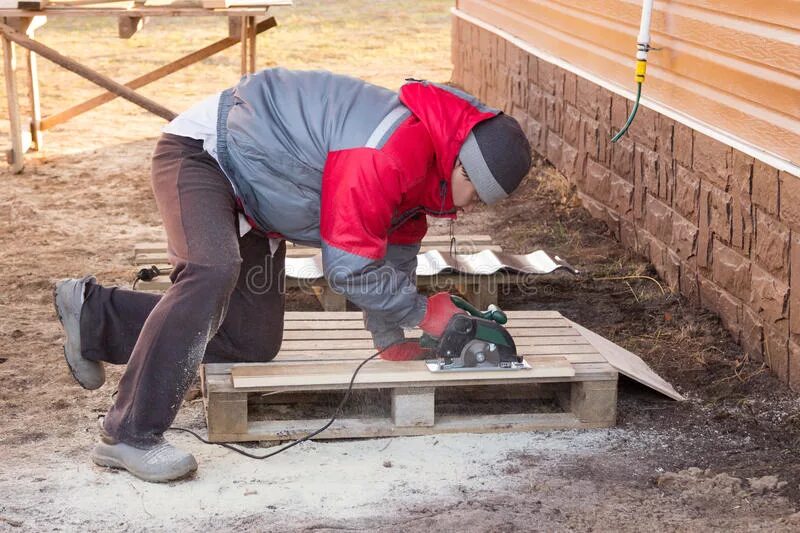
[0,7,276,15]
[276,331,579,351]
[279,321,574,338]
[231,356,575,391]
[48,0,131,6]
[134,235,494,255]
[268,351,606,366]
[203,0,283,7]
[297,310,566,320]
[207,412,612,442]
[133,244,504,264]
[134,268,514,291]
[0,21,177,121]
[2,34,24,173]
[275,343,592,357]
[279,318,572,331]
[282,310,565,320]
[206,358,612,379]
[278,344,592,361]
[568,320,685,401]
[40,16,276,130]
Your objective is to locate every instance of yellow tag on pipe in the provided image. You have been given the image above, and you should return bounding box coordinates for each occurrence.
[635,60,647,83]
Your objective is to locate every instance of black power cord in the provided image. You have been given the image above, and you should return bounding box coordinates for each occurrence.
[168,347,388,460]
[132,265,172,290]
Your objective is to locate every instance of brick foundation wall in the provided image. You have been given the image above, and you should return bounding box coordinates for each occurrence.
[452,16,800,390]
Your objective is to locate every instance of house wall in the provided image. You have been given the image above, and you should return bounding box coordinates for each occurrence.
[454,0,800,165]
[450,5,800,389]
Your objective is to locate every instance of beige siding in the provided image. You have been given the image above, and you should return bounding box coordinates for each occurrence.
[456,0,800,165]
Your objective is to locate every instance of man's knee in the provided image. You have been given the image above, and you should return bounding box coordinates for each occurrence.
[236,321,283,362]
[171,260,242,299]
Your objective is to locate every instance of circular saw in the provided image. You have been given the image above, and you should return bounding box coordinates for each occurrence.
[422,296,529,373]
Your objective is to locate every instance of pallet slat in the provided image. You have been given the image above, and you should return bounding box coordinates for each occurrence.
[277,331,579,351]
[134,244,504,264]
[273,347,605,364]
[283,327,589,344]
[282,310,566,321]
[231,356,575,391]
[133,235,494,255]
[209,412,612,443]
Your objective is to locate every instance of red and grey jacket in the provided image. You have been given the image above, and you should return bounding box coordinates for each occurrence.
[217,68,498,347]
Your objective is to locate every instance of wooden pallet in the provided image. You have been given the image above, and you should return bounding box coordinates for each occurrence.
[133,234,503,309]
[201,310,618,442]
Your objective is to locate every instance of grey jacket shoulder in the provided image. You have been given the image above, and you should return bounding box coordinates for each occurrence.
[224,68,401,168]
[216,68,405,244]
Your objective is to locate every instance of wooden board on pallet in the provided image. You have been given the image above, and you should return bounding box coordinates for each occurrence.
[201,310,618,442]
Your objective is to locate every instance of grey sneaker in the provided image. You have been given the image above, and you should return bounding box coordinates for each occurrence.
[91,432,198,483]
[53,276,105,390]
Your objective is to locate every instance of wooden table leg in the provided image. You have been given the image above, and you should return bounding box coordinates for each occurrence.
[2,34,24,173]
[239,15,247,76]
[247,15,256,73]
[25,26,41,151]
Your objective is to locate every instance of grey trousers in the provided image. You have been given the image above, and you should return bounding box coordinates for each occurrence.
[81,133,286,448]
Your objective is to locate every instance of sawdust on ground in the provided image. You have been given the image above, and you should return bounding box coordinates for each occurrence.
[1,1,800,531]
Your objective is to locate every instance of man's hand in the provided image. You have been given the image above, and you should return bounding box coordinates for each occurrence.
[379,341,430,361]
[417,292,467,338]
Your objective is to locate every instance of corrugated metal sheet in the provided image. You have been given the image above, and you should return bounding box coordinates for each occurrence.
[456,0,800,165]
[284,250,578,280]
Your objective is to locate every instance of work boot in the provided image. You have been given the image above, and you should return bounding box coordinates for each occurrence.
[53,275,105,390]
[91,430,198,483]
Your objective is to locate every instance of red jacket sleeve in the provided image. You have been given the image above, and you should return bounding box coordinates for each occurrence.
[319,147,428,335]
[320,147,403,259]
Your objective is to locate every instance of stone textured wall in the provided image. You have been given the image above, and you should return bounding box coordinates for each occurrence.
[452,16,800,390]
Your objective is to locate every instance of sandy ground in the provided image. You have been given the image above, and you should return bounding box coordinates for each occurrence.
[1,1,800,531]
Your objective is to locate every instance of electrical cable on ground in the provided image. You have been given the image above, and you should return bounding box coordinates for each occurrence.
[168,346,388,460]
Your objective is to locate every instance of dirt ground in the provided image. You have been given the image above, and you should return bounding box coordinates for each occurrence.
[1,1,800,531]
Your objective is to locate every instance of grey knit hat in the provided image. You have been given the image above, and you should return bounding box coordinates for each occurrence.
[458,114,532,205]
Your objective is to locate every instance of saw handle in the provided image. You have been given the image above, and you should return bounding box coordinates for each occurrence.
[449,295,508,324]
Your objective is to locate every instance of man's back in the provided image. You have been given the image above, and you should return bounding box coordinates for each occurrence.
[223,68,403,175]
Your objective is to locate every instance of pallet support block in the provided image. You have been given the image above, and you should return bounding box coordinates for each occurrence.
[206,391,249,436]
[312,286,347,312]
[391,387,435,427]
[558,378,618,425]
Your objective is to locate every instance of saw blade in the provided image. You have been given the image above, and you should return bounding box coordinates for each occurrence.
[460,339,498,367]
